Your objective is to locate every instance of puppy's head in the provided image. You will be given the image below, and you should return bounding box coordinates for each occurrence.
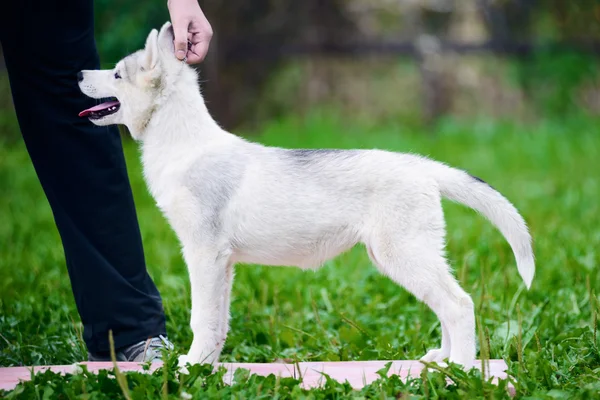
[78,22,186,139]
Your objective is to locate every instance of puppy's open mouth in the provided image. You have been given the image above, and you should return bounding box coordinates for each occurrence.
[79,98,120,119]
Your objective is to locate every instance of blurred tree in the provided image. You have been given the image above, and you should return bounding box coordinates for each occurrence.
[412,0,455,124]
[200,0,357,129]
[478,0,536,44]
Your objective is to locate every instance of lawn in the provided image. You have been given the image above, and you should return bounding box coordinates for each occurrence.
[1,110,599,398]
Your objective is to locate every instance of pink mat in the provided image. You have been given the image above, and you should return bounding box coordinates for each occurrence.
[0,360,511,393]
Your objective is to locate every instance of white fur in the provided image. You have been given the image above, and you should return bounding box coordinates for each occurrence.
[78,22,535,369]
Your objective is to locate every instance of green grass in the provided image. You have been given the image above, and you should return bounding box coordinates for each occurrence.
[1,110,599,398]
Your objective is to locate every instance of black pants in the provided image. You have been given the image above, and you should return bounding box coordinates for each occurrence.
[0,1,167,354]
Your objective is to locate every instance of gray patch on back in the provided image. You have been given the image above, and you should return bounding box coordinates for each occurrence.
[286,148,357,167]
[184,155,243,233]
[281,148,369,200]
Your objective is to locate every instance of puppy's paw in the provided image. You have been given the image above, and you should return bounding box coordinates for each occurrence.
[186,342,221,366]
[420,348,450,363]
[178,354,191,375]
[448,355,476,370]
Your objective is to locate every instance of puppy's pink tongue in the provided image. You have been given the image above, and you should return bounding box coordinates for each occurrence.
[79,101,120,117]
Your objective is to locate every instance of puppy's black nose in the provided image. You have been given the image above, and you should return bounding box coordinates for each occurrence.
[77,71,84,82]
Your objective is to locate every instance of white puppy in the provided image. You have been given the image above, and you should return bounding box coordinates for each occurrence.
[78,22,535,369]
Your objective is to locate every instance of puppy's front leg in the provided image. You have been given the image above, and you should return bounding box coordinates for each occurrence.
[179,245,231,368]
[219,262,234,346]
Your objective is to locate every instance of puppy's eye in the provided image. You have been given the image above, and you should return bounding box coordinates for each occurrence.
[114,71,122,79]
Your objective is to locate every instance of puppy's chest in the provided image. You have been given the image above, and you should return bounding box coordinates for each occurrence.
[142,159,186,211]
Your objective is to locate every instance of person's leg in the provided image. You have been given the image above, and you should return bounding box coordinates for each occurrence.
[0,0,167,356]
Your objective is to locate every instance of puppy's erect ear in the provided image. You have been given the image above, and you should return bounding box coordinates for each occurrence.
[144,28,159,70]
[157,21,176,56]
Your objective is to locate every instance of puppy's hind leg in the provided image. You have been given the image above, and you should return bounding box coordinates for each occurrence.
[366,212,476,367]
[421,321,451,363]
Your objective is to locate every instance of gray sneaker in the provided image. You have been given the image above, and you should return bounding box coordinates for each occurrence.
[88,335,174,362]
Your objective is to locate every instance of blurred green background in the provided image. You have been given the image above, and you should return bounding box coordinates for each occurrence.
[92,0,600,129]
[1,0,600,131]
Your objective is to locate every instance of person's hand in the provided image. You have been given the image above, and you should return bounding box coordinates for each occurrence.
[167,0,213,64]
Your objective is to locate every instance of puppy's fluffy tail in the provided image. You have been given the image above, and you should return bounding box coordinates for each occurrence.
[431,162,535,289]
